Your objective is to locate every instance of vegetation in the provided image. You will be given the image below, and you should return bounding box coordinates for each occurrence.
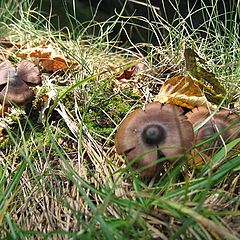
[0,0,239,239]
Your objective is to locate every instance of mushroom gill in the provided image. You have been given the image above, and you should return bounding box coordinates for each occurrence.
[115,102,194,177]
[186,107,240,165]
[0,60,41,107]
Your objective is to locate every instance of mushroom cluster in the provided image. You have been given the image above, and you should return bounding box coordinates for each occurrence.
[115,103,240,177]
[186,107,240,165]
[0,60,41,107]
[115,102,194,177]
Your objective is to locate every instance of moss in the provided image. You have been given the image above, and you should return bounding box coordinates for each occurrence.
[82,79,140,143]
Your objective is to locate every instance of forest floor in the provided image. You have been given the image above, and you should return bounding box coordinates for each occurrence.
[0,1,240,239]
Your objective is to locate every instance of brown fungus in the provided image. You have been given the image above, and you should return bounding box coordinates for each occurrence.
[0,60,41,107]
[115,102,194,177]
[186,107,240,165]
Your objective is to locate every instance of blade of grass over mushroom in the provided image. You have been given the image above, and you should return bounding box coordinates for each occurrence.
[198,138,240,174]
[193,102,227,132]
[161,145,240,200]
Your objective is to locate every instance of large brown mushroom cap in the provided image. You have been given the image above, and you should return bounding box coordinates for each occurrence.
[0,60,41,106]
[186,107,240,164]
[115,102,194,177]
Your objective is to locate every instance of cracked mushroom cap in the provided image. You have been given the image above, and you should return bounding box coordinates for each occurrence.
[0,60,41,106]
[115,102,194,177]
[186,107,240,145]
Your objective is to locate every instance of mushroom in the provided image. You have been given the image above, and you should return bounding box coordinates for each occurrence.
[115,102,194,177]
[186,107,240,165]
[0,60,41,107]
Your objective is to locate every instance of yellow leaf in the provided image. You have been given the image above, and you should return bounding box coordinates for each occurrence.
[154,75,214,109]
[184,48,226,104]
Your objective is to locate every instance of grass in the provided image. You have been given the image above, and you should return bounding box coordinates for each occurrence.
[0,0,240,239]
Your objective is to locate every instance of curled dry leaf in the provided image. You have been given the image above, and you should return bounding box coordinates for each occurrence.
[154,75,214,109]
[115,60,146,81]
[154,75,213,109]
[113,60,146,96]
[184,48,226,104]
[17,44,76,72]
[115,66,136,80]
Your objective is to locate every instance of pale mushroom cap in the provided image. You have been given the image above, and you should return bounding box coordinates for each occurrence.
[115,102,194,177]
[0,77,34,106]
[17,61,42,85]
[0,60,41,106]
[0,60,15,85]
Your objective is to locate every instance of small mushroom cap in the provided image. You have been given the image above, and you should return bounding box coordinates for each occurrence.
[0,77,34,106]
[17,61,42,86]
[0,60,41,106]
[115,102,194,177]
[0,60,15,85]
[186,107,240,144]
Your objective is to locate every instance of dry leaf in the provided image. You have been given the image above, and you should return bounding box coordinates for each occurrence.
[154,75,214,109]
[115,66,136,80]
[17,44,76,72]
[114,58,146,80]
[184,48,226,104]
[113,59,146,96]
[39,57,70,72]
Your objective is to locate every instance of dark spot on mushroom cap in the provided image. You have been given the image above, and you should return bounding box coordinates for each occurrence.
[115,102,194,177]
[186,107,240,150]
[0,60,42,106]
[142,124,166,145]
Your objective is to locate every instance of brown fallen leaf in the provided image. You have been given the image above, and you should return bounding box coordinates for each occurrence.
[115,66,136,80]
[17,44,76,72]
[114,59,146,81]
[0,38,22,49]
[112,59,146,96]
[154,75,214,109]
